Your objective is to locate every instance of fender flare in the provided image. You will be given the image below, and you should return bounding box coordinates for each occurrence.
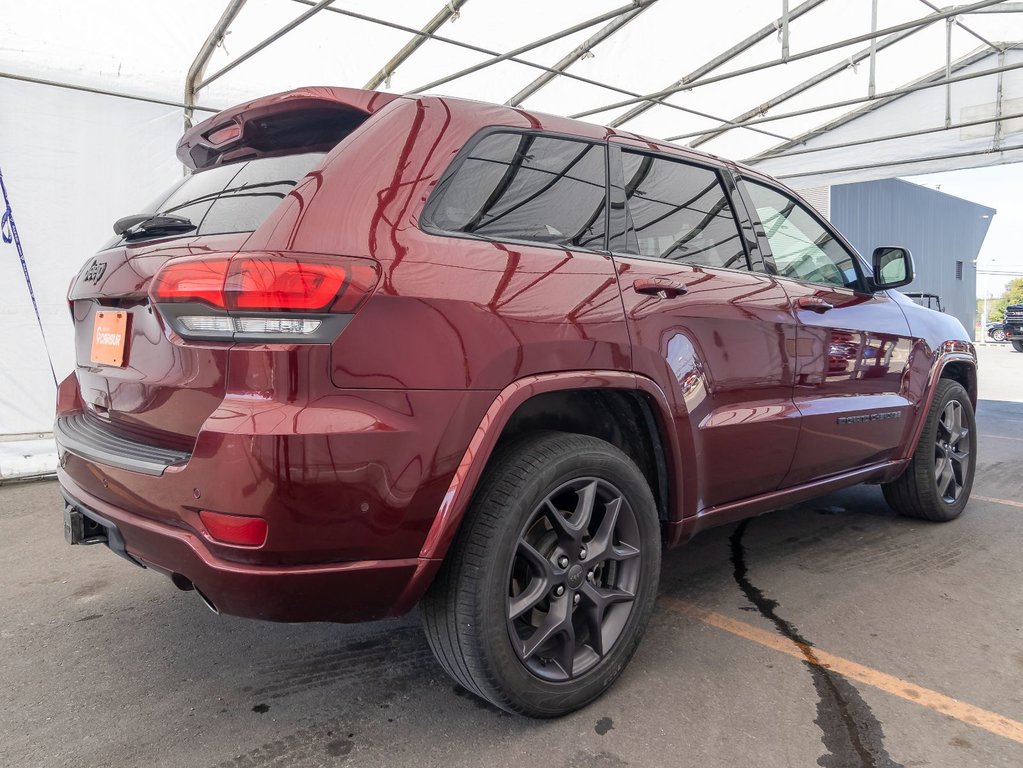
[386,370,686,615]
[897,346,977,462]
[418,370,684,562]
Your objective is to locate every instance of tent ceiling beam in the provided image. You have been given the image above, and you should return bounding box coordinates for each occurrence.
[505,0,654,107]
[0,70,220,113]
[409,0,657,95]
[185,0,247,129]
[739,109,1023,161]
[667,50,1022,142]
[687,5,961,148]
[918,0,1003,50]
[286,0,793,142]
[607,0,829,128]
[771,143,1023,179]
[570,0,1005,120]
[742,43,1016,158]
[198,0,336,91]
[363,0,472,90]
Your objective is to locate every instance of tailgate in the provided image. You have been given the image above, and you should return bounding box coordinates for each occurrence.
[67,233,247,450]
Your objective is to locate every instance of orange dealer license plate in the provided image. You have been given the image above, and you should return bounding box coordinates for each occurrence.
[90,311,129,367]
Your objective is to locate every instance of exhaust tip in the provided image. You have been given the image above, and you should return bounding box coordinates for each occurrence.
[170,573,194,592]
[194,586,220,615]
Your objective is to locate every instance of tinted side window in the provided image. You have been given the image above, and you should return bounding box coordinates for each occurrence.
[620,150,747,270]
[744,180,860,289]
[424,132,608,250]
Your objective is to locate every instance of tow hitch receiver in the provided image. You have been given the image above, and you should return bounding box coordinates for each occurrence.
[61,497,145,568]
[64,503,107,545]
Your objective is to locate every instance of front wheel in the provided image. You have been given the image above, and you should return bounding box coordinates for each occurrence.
[991,327,1006,342]
[422,431,661,717]
[882,379,976,521]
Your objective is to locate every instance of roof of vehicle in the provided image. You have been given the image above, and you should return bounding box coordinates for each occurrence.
[180,86,747,174]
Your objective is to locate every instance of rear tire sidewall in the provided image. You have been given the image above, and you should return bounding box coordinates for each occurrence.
[475,439,660,716]
[1012,340,1023,352]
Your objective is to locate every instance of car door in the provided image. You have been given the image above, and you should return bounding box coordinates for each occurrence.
[608,141,800,510]
[735,176,917,487]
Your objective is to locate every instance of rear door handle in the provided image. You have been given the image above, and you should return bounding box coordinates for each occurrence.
[633,278,688,299]
[795,296,834,314]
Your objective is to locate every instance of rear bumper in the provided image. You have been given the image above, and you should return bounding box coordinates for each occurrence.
[59,472,435,622]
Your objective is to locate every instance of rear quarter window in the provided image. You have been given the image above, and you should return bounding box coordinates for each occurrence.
[422,131,608,251]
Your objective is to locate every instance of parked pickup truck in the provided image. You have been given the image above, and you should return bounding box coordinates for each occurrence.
[56,86,979,717]
[1002,305,1023,351]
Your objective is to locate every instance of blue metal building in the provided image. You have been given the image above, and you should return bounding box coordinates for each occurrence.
[828,178,995,339]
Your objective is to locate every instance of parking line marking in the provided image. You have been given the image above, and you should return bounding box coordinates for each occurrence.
[973,495,1023,509]
[984,434,1023,442]
[662,597,1023,746]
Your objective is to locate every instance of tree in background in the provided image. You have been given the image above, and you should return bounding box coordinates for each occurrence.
[979,277,1023,324]
[1004,277,1023,307]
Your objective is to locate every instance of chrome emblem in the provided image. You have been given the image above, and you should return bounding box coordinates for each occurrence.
[83,259,107,284]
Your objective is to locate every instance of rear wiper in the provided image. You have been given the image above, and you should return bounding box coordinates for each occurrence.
[114,213,196,240]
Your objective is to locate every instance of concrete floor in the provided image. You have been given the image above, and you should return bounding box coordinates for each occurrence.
[2,344,1022,768]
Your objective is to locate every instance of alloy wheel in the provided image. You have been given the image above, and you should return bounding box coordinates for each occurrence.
[506,478,642,682]
[934,400,970,503]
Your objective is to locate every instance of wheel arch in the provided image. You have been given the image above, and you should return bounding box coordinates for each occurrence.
[897,348,977,463]
[938,358,977,407]
[418,372,684,566]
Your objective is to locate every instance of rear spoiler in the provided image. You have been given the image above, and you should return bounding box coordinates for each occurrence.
[177,87,399,171]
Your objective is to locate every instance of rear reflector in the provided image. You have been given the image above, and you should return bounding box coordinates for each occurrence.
[199,510,268,547]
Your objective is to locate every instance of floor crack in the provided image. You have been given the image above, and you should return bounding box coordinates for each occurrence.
[730,519,903,768]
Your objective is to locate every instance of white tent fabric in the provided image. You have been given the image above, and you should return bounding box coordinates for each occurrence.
[1,0,1022,445]
[753,45,1023,185]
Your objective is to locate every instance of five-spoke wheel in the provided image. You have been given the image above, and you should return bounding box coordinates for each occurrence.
[934,400,970,503]
[423,432,660,717]
[507,478,641,681]
[883,378,976,521]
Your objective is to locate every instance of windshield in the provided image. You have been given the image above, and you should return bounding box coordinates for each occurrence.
[107,152,325,246]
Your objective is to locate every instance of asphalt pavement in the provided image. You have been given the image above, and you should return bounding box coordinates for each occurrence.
[2,343,1021,768]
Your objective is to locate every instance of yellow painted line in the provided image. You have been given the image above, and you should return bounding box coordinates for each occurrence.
[662,597,1023,746]
[973,495,1023,509]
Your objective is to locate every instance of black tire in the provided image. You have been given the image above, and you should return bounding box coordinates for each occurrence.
[882,379,976,521]
[421,431,661,717]
[1012,340,1023,352]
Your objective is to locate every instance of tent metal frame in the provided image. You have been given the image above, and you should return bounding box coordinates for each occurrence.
[169,0,1023,180]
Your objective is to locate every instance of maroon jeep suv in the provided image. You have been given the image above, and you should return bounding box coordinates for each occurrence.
[56,87,977,717]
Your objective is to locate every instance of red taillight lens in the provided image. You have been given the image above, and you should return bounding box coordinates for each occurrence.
[199,510,268,547]
[149,252,377,313]
[206,122,241,145]
[150,257,232,308]
[227,256,349,311]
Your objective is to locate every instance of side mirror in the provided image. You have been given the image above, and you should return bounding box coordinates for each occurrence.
[872,246,914,290]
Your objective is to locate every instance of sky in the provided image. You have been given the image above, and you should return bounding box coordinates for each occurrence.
[905,164,1023,299]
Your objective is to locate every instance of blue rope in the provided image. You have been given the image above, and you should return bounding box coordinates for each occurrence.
[0,166,58,387]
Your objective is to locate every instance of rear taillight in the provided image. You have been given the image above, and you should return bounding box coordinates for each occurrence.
[151,257,232,308]
[149,252,377,342]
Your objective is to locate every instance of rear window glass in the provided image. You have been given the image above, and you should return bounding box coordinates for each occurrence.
[111,152,324,244]
[423,132,608,250]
